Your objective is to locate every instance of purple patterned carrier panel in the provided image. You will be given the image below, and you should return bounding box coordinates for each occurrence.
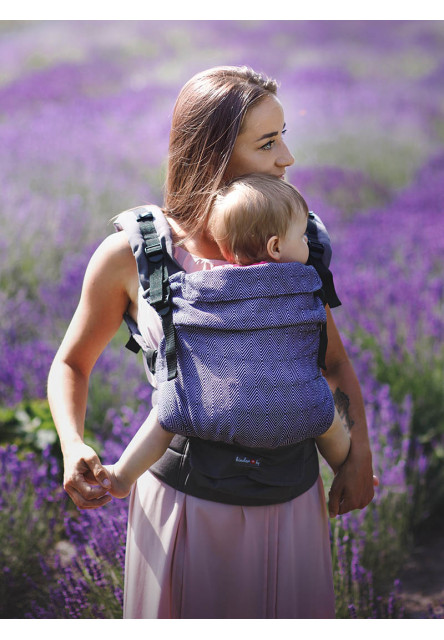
[156,261,335,449]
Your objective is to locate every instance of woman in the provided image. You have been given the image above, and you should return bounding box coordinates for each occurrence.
[48,66,375,618]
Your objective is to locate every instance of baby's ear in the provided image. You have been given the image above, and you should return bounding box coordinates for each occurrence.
[266,235,281,261]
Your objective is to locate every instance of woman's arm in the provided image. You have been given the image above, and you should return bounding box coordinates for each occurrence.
[47,231,137,509]
[322,305,376,517]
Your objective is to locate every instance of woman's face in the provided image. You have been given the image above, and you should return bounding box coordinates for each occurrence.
[224,95,295,181]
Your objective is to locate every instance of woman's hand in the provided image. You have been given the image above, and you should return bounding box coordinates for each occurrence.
[327,440,378,517]
[63,442,113,510]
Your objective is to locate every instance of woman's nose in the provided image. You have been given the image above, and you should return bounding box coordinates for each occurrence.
[277,142,295,168]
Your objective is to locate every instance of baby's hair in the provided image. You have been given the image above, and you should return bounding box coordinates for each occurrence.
[209,173,309,265]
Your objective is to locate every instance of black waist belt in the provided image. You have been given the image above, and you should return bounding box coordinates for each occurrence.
[149,435,320,506]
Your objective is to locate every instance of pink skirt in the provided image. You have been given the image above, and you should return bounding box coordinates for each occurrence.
[123,472,335,619]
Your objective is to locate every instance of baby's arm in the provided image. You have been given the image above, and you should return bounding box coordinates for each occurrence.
[315,407,351,474]
[104,405,173,498]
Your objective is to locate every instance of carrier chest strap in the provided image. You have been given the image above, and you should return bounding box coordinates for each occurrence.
[136,210,177,380]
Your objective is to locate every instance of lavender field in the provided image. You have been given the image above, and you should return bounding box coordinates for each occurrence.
[1,20,444,619]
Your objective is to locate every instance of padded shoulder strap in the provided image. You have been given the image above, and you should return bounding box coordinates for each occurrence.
[114,205,182,287]
[136,208,177,380]
[114,205,181,380]
[306,211,341,308]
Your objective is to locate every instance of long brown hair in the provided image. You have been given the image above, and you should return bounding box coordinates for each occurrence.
[164,66,277,236]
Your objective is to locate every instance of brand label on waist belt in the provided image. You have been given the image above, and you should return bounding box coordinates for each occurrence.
[234,455,262,468]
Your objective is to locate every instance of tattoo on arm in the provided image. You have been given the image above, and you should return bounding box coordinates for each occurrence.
[333,388,355,432]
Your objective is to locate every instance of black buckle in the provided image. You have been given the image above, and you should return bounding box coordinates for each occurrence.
[136,210,154,222]
[125,334,141,354]
[145,348,158,374]
[155,301,171,316]
[144,235,163,260]
[145,246,164,262]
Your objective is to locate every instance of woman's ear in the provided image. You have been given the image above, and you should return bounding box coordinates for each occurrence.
[266,235,281,261]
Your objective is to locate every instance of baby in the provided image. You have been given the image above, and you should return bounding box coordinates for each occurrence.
[105,174,350,498]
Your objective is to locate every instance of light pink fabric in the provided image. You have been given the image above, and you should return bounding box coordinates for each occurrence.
[123,241,335,619]
[124,473,335,619]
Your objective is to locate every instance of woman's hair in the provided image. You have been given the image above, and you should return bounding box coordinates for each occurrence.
[164,66,278,237]
[208,174,309,265]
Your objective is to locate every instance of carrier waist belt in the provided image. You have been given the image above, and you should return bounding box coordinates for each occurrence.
[149,435,320,506]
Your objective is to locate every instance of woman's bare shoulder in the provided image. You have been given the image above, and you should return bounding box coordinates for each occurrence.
[92,230,134,268]
[86,230,138,295]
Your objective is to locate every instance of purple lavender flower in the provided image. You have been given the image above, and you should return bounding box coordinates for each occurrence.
[1,19,444,619]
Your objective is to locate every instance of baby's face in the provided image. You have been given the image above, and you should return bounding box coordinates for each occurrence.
[276,214,309,264]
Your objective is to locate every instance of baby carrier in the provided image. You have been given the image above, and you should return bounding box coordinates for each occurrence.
[118,205,339,450]
[116,204,341,505]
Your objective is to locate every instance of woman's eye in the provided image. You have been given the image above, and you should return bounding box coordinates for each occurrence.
[260,129,287,150]
[261,140,275,150]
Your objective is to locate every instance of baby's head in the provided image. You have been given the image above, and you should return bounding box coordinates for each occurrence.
[209,173,309,266]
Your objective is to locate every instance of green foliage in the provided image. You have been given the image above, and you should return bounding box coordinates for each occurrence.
[351,329,444,517]
[0,461,67,618]
[55,536,125,619]
[321,463,413,618]
[0,448,125,618]
[301,132,427,191]
[358,495,412,589]
[330,519,406,619]
[0,398,57,451]
[0,399,101,475]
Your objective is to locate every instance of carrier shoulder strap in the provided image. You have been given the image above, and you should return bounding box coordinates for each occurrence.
[135,208,178,381]
[118,205,179,380]
[313,286,328,371]
[306,211,341,308]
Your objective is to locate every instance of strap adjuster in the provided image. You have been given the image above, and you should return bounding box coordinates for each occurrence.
[152,299,171,316]
[145,246,164,262]
[145,348,158,374]
[136,210,154,222]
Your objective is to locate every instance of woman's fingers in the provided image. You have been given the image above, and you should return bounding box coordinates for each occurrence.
[64,468,112,509]
[79,448,111,489]
[327,477,343,518]
[63,444,112,508]
[64,469,108,498]
[65,482,113,510]
[328,469,378,517]
[83,464,111,489]
[93,462,112,489]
